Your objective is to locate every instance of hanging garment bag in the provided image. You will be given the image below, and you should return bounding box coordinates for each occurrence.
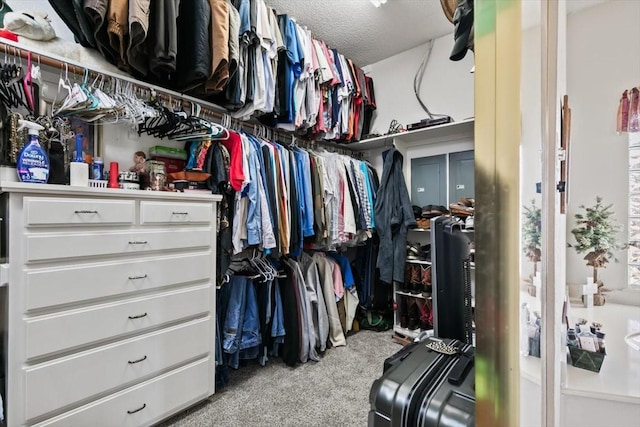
[368,336,475,427]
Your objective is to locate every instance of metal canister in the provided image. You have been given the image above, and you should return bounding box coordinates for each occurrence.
[146,160,166,191]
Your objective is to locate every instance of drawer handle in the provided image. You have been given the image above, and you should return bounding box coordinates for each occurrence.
[128,274,148,280]
[128,355,147,364]
[128,312,148,320]
[172,211,189,215]
[74,210,98,214]
[128,241,148,245]
[127,403,146,415]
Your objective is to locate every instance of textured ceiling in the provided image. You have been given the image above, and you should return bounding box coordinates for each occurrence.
[268,0,454,67]
[268,0,608,67]
[21,0,609,69]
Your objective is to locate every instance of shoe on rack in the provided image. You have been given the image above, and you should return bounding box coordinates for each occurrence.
[410,265,421,294]
[407,241,420,258]
[416,218,431,229]
[418,244,431,261]
[398,297,409,329]
[421,266,432,294]
[465,215,474,230]
[407,299,420,330]
[403,264,412,292]
[417,299,433,330]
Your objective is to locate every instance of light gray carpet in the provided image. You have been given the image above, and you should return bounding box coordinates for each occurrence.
[158,330,401,427]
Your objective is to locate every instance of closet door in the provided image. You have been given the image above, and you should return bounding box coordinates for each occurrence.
[410,154,447,207]
[448,150,475,202]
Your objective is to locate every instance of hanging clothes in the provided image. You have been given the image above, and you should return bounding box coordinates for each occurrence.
[374,148,416,284]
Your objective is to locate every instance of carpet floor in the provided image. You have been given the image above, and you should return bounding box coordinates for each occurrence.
[158,330,401,427]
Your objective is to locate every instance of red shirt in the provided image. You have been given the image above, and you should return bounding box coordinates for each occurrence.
[221,131,245,191]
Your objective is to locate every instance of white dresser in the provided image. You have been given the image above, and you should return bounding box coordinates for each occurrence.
[0,182,221,426]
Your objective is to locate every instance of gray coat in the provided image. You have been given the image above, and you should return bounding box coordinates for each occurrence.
[374,148,416,284]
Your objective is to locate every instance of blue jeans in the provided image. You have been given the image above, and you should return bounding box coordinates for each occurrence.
[222,276,247,369]
[222,276,261,368]
[270,278,286,356]
[239,281,261,360]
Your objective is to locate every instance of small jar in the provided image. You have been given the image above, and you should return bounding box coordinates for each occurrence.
[92,157,104,180]
[567,329,579,348]
[146,160,166,191]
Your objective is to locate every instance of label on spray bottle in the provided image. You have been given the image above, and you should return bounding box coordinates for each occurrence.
[17,120,49,184]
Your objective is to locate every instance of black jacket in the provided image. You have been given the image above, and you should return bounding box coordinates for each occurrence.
[374,148,416,284]
[175,0,211,90]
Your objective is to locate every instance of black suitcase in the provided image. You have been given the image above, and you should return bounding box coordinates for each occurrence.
[369,337,475,427]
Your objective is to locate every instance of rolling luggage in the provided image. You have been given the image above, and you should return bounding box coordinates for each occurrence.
[368,337,475,427]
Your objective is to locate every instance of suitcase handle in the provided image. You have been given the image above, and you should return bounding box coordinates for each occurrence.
[448,353,473,386]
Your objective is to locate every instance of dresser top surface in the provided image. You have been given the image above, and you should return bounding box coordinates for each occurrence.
[0,181,222,202]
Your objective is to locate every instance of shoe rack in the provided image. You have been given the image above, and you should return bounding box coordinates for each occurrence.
[393,224,476,342]
[393,227,435,340]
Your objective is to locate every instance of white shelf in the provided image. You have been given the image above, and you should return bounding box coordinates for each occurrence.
[462,229,475,233]
[406,259,432,265]
[409,228,431,232]
[395,290,432,300]
[346,119,474,152]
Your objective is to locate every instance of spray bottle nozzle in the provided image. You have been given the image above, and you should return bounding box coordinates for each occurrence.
[18,119,45,136]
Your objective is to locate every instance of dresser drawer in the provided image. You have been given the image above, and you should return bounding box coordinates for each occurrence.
[139,201,213,225]
[25,252,212,311]
[26,284,211,359]
[32,357,210,427]
[25,228,212,262]
[25,318,211,420]
[24,197,135,226]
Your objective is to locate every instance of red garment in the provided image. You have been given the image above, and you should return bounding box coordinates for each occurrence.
[221,131,245,191]
[0,30,18,42]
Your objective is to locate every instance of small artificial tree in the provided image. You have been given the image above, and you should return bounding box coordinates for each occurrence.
[569,196,624,288]
[522,200,542,277]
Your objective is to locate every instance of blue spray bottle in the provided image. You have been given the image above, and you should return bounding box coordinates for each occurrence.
[16,119,49,183]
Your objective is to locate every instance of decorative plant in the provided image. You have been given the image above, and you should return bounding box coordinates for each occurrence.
[522,200,542,276]
[568,196,625,286]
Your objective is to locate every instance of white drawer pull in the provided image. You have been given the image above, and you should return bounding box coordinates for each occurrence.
[74,210,98,214]
[127,403,146,415]
[128,274,148,280]
[172,211,189,215]
[127,355,147,365]
[127,312,148,320]
[128,241,148,245]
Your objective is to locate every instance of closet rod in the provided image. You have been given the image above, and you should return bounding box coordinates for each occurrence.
[0,39,361,157]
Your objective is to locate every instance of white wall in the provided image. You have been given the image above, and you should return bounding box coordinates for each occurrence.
[363,33,474,136]
[566,0,640,290]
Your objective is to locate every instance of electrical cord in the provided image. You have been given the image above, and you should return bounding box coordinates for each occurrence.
[414,40,451,120]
